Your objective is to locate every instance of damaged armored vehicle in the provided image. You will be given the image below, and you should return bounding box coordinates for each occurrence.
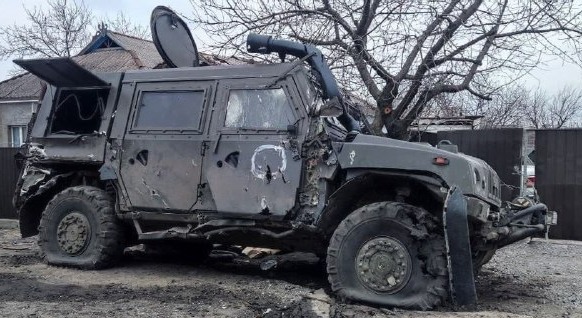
[13,6,556,310]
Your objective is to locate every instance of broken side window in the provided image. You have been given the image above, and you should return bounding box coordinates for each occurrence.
[225,88,294,129]
[50,88,109,135]
[134,91,205,131]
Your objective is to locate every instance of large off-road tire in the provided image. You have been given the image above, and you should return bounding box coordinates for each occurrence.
[326,202,448,310]
[38,186,124,269]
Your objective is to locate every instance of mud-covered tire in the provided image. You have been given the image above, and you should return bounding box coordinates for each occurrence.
[326,202,448,310]
[38,186,124,269]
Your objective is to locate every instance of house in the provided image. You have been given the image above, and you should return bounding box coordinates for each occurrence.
[0,25,248,147]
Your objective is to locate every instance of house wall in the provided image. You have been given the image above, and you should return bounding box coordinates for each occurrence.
[0,101,38,147]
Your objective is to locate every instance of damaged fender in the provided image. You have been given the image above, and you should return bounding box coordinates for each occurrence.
[443,186,477,307]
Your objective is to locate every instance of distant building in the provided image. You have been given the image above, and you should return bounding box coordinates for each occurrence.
[409,115,483,144]
[411,115,483,133]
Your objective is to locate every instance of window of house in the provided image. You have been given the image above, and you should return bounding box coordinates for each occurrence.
[9,126,26,147]
[134,91,205,130]
[225,88,294,129]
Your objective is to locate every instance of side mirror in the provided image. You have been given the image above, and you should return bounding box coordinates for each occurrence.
[318,96,344,117]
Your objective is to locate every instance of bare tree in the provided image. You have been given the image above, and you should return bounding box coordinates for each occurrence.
[473,85,528,128]
[524,86,582,129]
[103,12,151,39]
[0,0,92,58]
[190,0,582,139]
[0,0,151,65]
[418,84,527,128]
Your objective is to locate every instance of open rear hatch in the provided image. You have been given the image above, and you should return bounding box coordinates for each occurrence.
[13,57,109,88]
[14,57,119,163]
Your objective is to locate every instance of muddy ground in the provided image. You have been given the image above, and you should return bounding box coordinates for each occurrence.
[0,227,581,318]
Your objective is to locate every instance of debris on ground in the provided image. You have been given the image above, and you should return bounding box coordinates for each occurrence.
[0,229,580,317]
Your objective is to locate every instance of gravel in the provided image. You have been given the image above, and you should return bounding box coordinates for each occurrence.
[0,228,581,317]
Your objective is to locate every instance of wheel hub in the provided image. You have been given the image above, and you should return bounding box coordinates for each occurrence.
[56,212,91,255]
[356,236,412,293]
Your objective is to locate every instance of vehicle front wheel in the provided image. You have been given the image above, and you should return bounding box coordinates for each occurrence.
[38,186,124,269]
[326,202,448,310]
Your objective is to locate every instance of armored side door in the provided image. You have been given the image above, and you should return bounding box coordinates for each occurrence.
[118,81,214,211]
[203,78,306,217]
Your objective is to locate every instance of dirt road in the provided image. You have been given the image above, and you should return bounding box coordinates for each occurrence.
[0,228,580,317]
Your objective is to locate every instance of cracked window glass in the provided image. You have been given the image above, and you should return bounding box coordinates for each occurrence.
[135,91,204,130]
[225,88,294,129]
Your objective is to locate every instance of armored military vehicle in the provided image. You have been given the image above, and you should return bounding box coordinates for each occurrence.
[12,6,556,310]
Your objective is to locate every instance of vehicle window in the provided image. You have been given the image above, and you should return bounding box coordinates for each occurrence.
[50,88,109,135]
[225,88,294,129]
[134,91,204,130]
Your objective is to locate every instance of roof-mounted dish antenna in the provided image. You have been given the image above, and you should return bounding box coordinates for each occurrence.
[150,6,199,68]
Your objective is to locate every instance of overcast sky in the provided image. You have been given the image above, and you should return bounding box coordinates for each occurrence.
[0,0,580,93]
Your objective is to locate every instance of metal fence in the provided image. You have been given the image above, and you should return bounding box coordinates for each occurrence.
[0,147,20,219]
[437,128,524,202]
[536,129,582,241]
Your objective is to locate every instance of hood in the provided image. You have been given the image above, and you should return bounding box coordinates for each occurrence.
[335,134,501,207]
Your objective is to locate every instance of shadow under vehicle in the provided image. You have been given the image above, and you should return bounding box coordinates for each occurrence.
[12,6,556,310]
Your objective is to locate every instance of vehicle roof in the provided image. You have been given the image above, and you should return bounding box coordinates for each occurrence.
[120,62,304,82]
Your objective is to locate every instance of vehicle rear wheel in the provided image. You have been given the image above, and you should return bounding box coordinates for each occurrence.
[326,202,448,310]
[38,186,124,269]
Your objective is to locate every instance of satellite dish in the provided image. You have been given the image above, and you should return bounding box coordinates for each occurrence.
[150,6,199,68]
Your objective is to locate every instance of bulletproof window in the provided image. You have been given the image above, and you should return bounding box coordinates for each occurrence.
[50,88,109,135]
[225,88,294,129]
[134,91,205,130]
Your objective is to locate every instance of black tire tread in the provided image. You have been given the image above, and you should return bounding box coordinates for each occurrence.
[38,186,124,269]
[326,201,448,310]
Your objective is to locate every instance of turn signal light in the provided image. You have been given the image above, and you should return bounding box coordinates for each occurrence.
[433,157,449,166]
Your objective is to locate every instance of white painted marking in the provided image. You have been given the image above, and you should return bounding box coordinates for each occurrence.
[251,145,287,180]
[349,150,356,165]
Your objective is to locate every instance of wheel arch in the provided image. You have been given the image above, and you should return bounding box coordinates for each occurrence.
[17,168,103,238]
[317,170,448,237]
[38,185,125,269]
